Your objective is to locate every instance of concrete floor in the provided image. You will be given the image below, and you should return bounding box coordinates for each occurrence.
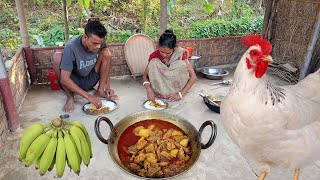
[1,65,320,180]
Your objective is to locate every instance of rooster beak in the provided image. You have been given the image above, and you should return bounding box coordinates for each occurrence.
[263,55,273,62]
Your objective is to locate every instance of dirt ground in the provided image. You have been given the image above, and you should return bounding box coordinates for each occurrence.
[1,65,320,180]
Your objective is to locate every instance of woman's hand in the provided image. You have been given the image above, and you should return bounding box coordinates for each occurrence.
[147,89,156,102]
[167,93,182,102]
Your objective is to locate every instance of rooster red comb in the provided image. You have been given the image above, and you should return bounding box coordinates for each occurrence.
[241,33,272,55]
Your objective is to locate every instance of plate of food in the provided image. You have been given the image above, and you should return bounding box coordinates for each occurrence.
[143,99,168,110]
[83,98,117,115]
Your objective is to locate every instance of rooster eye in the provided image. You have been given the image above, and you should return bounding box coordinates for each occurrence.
[253,51,257,55]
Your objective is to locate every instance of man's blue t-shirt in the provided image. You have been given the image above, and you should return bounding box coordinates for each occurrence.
[60,35,106,77]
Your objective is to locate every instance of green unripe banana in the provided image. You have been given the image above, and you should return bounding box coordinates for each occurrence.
[48,156,55,171]
[70,125,90,166]
[56,131,66,178]
[24,133,51,167]
[63,132,80,174]
[71,121,92,158]
[18,123,45,161]
[39,135,57,176]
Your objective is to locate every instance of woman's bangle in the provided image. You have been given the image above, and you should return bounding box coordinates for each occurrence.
[178,92,183,99]
[143,81,150,86]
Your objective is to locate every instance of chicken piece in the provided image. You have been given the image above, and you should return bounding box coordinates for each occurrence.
[144,160,161,177]
[129,163,141,172]
[177,147,185,160]
[133,126,145,136]
[155,170,164,177]
[162,129,173,139]
[159,161,169,167]
[138,169,147,177]
[147,130,162,143]
[184,155,190,161]
[166,141,176,151]
[136,137,147,150]
[163,168,176,177]
[128,145,137,154]
[145,143,156,153]
[160,151,172,159]
[145,153,158,164]
[221,33,320,180]
[134,153,146,163]
[172,135,188,143]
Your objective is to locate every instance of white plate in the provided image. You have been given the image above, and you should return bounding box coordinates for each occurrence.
[82,98,117,115]
[143,99,168,110]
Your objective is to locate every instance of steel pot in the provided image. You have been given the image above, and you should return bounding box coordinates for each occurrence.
[94,110,217,179]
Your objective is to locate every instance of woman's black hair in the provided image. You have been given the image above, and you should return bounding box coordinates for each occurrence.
[84,20,107,38]
[159,30,177,49]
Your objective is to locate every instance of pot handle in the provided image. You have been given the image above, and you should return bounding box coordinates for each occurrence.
[94,116,114,144]
[199,120,217,149]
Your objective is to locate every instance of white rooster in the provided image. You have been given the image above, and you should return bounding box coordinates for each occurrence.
[220,33,320,180]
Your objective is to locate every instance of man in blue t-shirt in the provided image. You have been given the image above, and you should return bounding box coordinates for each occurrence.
[53,20,118,113]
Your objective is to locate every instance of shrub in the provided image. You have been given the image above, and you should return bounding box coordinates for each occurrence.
[190,16,263,39]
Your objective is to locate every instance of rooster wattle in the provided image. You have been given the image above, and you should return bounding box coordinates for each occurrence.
[220,33,320,180]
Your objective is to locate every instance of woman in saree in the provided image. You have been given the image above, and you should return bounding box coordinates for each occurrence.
[142,30,197,102]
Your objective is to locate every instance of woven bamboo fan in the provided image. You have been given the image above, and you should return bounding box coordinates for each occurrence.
[124,34,155,78]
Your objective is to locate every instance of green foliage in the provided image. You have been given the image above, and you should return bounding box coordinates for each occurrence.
[0,0,266,51]
[0,2,19,25]
[0,28,21,51]
[190,16,263,38]
[228,0,254,19]
[106,30,133,43]
[29,26,83,47]
[78,0,90,9]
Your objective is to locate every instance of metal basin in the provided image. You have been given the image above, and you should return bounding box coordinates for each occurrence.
[94,110,217,179]
[201,68,229,80]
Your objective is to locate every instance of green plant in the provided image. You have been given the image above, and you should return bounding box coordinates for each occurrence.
[190,16,263,39]
[106,30,133,43]
[0,28,21,51]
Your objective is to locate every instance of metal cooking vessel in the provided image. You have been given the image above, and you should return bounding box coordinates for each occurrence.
[201,68,229,80]
[94,110,217,179]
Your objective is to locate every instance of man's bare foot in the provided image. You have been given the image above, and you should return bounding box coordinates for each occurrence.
[63,98,74,113]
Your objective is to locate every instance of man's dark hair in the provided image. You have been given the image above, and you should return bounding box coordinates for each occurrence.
[159,29,176,49]
[84,20,107,38]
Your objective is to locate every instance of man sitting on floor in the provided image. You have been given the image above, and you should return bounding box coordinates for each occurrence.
[53,20,118,113]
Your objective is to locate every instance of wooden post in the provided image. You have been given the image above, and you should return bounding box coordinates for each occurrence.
[300,9,320,79]
[0,51,20,131]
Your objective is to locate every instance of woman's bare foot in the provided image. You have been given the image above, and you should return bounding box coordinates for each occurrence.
[63,97,74,113]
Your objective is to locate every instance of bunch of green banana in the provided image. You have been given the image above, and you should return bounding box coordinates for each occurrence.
[18,117,92,178]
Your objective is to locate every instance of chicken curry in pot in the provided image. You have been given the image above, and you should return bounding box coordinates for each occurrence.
[117,119,192,178]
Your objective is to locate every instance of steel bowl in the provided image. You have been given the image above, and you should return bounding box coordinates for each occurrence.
[201,68,229,80]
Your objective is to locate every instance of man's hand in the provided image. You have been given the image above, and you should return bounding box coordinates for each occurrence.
[106,88,119,100]
[87,94,102,108]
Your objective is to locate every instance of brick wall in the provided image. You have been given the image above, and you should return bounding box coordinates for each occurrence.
[33,36,245,83]
[0,48,29,135]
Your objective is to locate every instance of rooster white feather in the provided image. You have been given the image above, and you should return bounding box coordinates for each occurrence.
[220,34,320,179]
